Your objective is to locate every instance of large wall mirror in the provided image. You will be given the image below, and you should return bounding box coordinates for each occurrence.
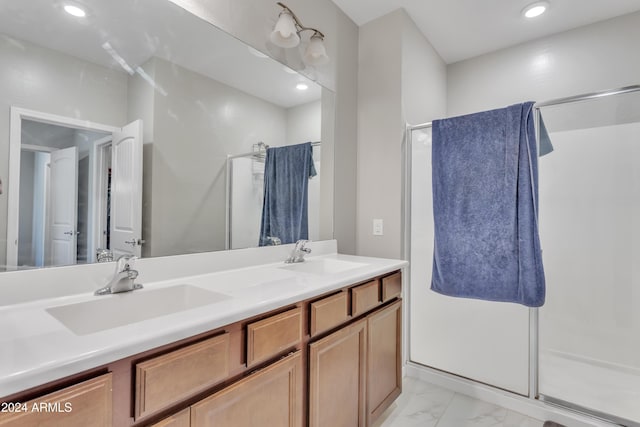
[0,0,334,271]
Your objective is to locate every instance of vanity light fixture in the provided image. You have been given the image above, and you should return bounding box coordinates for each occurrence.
[63,4,87,17]
[270,2,329,66]
[522,1,549,18]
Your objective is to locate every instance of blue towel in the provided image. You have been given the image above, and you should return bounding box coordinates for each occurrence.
[259,142,317,246]
[431,102,546,307]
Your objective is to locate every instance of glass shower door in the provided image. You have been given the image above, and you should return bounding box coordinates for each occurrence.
[537,92,640,424]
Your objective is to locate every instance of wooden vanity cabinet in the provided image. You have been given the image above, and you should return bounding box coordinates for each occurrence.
[0,373,112,427]
[308,271,403,427]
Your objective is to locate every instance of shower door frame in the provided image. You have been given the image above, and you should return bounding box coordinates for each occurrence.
[402,84,640,427]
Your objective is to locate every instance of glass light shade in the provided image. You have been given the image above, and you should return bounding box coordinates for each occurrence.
[270,11,300,48]
[303,34,329,66]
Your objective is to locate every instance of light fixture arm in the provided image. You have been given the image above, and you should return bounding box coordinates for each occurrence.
[276,2,325,39]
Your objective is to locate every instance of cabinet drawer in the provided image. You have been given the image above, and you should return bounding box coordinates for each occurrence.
[0,373,112,427]
[247,307,302,367]
[135,333,230,419]
[351,280,380,317]
[149,407,190,427]
[310,291,350,336]
[381,271,402,302]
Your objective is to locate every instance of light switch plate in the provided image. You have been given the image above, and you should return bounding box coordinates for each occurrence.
[373,219,383,236]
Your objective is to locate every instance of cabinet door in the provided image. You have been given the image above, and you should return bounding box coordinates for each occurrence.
[190,351,302,427]
[0,373,112,427]
[149,407,190,427]
[309,318,367,427]
[367,300,402,424]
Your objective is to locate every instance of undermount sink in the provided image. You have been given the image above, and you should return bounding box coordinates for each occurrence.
[278,258,367,275]
[46,285,230,336]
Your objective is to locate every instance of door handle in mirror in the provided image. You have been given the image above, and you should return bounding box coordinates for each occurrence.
[125,239,146,246]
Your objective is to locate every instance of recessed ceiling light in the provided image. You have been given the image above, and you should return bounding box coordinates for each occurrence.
[64,4,87,17]
[522,1,549,18]
[296,83,308,91]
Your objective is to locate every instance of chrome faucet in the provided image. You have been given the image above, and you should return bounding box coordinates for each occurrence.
[94,255,143,295]
[285,240,311,263]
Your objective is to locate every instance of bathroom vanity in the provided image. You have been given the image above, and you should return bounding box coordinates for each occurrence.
[0,242,406,426]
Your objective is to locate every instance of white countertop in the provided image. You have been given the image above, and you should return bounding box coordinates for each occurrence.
[0,251,407,397]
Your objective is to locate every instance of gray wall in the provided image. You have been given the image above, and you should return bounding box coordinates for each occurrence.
[332,9,359,255]
[286,100,321,146]
[148,57,288,256]
[357,10,446,258]
[17,152,35,266]
[0,36,128,265]
[127,59,157,259]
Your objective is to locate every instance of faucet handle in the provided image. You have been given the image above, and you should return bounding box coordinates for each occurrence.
[116,254,137,271]
[294,240,311,253]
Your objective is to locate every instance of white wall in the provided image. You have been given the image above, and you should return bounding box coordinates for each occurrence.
[447,11,640,116]
[357,10,446,258]
[229,157,264,249]
[0,36,127,265]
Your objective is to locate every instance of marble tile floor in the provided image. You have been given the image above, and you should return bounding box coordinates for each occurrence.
[373,377,545,427]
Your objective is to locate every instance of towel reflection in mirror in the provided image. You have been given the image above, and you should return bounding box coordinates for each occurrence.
[259,142,317,246]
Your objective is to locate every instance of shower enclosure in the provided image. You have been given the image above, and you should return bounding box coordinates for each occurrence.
[225,142,321,249]
[405,85,640,426]
[536,87,640,425]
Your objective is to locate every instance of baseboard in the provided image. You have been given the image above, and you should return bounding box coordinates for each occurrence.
[404,362,621,427]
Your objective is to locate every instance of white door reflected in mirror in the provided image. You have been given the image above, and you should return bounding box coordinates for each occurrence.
[48,146,79,266]
[6,108,143,270]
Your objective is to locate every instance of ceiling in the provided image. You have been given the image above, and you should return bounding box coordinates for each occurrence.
[0,0,320,108]
[331,0,640,64]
